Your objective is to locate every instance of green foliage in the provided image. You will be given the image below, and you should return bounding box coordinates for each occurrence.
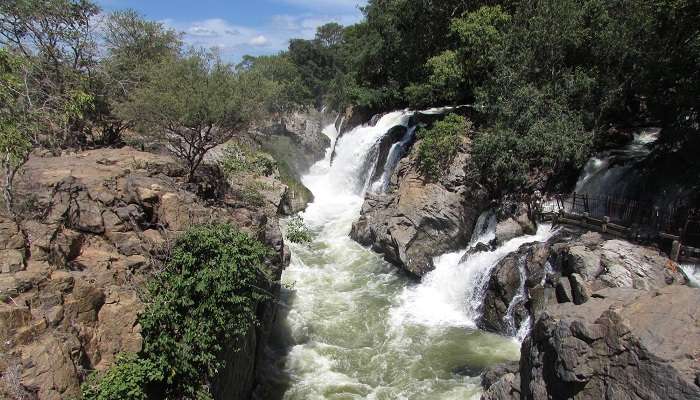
[117,50,264,180]
[82,224,273,399]
[285,215,313,244]
[416,114,471,179]
[219,142,276,177]
[139,224,272,398]
[81,354,162,400]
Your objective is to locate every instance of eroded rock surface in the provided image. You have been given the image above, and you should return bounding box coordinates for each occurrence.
[483,286,700,400]
[477,229,687,336]
[351,136,487,277]
[0,148,288,400]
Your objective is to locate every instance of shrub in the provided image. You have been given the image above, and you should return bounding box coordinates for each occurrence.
[139,224,272,398]
[82,224,273,399]
[218,142,276,177]
[416,114,471,179]
[81,354,162,400]
[285,215,313,244]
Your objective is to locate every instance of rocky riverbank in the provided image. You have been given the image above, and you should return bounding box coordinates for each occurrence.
[0,147,290,400]
[476,229,700,399]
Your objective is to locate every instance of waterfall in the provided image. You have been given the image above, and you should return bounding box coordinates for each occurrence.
[267,111,526,399]
[681,264,700,288]
[391,215,554,330]
[369,125,417,193]
[575,128,660,196]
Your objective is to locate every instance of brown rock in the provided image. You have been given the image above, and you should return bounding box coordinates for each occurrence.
[0,305,31,339]
[0,249,26,273]
[0,218,25,250]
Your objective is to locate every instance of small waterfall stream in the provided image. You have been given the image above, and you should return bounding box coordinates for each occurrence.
[266,111,554,399]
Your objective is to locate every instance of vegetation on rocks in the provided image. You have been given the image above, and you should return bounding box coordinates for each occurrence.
[416,114,471,179]
[285,215,313,244]
[82,224,273,400]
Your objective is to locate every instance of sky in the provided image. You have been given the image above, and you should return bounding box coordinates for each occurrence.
[96,0,367,61]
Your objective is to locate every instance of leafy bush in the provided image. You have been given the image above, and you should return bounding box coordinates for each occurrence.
[219,142,276,177]
[416,114,471,179]
[285,215,313,244]
[81,354,162,400]
[82,224,273,399]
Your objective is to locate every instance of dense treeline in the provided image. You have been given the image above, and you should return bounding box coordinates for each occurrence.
[3,0,697,200]
[284,0,699,194]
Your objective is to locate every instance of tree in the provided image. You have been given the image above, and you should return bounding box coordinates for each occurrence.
[0,0,99,148]
[117,51,263,181]
[90,9,181,145]
[0,48,34,216]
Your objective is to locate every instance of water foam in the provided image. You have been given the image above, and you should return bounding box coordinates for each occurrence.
[391,223,555,330]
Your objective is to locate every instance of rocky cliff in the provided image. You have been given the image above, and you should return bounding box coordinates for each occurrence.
[482,286,700,400]
[350,136,487,277]
[477,229,700,399]
[0,148,289,400]
[476,230,688,336]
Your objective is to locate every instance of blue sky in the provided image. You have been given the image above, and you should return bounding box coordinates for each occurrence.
[96,0,367,61]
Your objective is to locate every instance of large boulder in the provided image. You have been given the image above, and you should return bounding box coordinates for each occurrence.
[477,229,688,337]
[351,136,487,277]
[489,286,700,400]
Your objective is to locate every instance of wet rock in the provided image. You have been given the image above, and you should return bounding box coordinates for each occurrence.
[351,136,487,277]
[481,361,519,390]
[495,218,524,245]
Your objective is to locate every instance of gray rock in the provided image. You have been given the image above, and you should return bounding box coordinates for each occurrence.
[556,277,574,303]
[569,273,591,304]
[517,286,700,400]
[351,136,487,277]
[495,218,524,245]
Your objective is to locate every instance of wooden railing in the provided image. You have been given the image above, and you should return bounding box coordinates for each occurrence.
[537,193,699,263]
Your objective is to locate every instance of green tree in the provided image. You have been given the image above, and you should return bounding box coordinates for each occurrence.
[416,114,471,179]
[0,0,99,147]
[92,9,181,145]
[0,48,34,215]
[117,51,262,181]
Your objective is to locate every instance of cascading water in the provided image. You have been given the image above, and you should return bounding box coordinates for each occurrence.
[575,128,660,197]
[391,222,554,331]
[681,264,700,288]
[265,113,533,399]
[369,125,417,193]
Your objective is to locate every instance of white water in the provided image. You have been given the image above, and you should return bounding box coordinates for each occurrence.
[370,125,417,193]
[391,224,554,331]
[681,264,700,288]
[575,128,660,194]
[268,113,532,399]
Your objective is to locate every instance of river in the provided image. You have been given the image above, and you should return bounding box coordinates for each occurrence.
[262,112,554,399]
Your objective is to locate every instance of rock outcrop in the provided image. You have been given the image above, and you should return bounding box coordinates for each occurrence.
[0,148,288,400]
[477,229,688,336]
[351,136,487,277]
[482,286,700,400]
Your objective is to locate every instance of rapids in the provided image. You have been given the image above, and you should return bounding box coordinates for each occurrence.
[263,113,554,399]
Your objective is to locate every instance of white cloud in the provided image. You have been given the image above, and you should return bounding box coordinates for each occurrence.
[277,0,366,12]
[249,35,269,46]
[163,10,363,61]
